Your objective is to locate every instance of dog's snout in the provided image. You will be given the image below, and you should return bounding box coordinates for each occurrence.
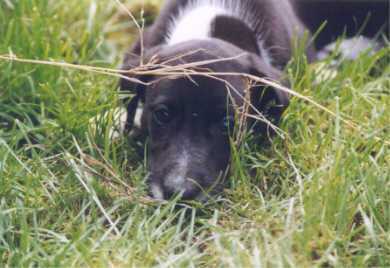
[163,171,207,200]
[148,170,211,200]
[162,185,201,200]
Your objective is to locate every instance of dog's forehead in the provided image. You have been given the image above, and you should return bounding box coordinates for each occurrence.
[157,39,247,62]
[143,40,251,107]
[151,39,252,72]
[146,75,244,108]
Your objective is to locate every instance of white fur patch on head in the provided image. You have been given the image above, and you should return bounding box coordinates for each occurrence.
[165,0,272,65]
[167,5,228,45]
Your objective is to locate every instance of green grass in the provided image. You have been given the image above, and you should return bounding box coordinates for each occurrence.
[1,0,389,267]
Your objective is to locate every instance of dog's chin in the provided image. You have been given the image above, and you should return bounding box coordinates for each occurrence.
[149,181,205,201]
[147,164,228,201]
[148,172,222,201]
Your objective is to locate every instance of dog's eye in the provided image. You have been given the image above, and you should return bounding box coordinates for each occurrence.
[153,105,174,125]
[221,115,235,134]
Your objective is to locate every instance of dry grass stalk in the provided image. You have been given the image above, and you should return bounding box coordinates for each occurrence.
[1,52,389,147]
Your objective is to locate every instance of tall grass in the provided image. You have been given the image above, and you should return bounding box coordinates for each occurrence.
[1,0,389,267]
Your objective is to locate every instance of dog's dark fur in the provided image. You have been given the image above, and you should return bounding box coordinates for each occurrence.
[120,0,388,200]
[292,0,389,49]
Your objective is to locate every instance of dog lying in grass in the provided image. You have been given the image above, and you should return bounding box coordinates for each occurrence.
[119,0,387,201]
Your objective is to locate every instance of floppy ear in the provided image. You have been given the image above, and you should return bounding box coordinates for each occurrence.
[120,44,164,134]
[247,54,290,135]
[119,53,147,134]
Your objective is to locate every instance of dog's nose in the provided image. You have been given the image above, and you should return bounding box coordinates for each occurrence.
[162,186,202,200]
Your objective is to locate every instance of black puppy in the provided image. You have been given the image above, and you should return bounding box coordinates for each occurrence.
[120,0,314,200]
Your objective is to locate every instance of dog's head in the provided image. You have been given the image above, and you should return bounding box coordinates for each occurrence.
[121,39,289,200]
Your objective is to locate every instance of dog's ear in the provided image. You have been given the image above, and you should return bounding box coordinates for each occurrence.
[120,53,148,133]
[246,54,290,135]
[212,15,260,54]
[120,45,164,133]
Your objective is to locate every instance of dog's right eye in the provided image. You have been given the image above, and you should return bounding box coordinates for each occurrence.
[153,105,174,125]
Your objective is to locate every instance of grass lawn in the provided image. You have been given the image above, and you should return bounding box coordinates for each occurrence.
[0,0,389,267]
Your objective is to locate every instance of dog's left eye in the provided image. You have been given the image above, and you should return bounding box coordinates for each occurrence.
[153,105,174,125]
